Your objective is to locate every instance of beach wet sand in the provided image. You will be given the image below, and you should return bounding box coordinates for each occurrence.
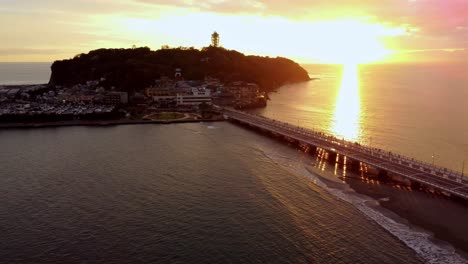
[343,176,468,259]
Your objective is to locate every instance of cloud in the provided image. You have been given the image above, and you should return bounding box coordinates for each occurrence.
[6,0,467,36]
[134,0,408,18]
[1,0,467,62]
[135,0,265,14]
[386,48,468,63]
[133,0,468,56]
[135,0,468,33]
[409,0,468,31]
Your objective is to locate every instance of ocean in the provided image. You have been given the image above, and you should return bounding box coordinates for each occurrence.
[0,124,425,263]
[1,62,468,263]
[254,63,468,172]
[0,62,50,85]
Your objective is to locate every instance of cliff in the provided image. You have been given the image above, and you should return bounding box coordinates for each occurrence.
[50,46,310,93]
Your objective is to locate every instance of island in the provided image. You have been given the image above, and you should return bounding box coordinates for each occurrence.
[0,46,310,127]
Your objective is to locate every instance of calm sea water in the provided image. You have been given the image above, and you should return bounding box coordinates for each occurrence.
[1,63,468,263]
[0,62,50,85]
[254,63,468,172]
[0,124,424,263]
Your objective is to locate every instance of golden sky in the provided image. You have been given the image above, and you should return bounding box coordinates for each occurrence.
[1,0,467,63]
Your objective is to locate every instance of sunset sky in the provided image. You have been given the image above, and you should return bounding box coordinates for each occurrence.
[1,0,467,63]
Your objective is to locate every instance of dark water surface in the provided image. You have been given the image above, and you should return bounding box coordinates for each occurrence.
[0,124,422,263]
[1,63,467,263]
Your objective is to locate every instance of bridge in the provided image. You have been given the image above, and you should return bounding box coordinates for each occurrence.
[223,108,468,200]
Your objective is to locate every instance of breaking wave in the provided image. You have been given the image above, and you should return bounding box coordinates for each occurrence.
[257,145,468,264]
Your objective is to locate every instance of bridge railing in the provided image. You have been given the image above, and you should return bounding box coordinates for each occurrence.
[281,117,466,182]
[225,109,467,183]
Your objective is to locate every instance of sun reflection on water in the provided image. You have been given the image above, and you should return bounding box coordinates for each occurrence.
[331,64,361,141]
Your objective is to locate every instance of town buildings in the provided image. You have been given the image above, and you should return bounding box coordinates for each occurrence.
[0,68,267,122]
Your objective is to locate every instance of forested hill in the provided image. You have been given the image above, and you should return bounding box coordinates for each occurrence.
[49,46,310,93]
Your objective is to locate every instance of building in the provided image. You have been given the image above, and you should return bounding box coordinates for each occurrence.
[176,88,212,106]
[205,76,220,85]
[225,82,259,100]
[6,88,20,98]
[175,68,182,79]
[58,94,95,104]
[240,83,259,99]
[0,88,9,98]
[146,88,173,97]
[152,96,176,108]
[102,92,128,105]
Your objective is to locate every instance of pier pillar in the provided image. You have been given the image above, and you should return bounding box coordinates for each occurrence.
[313,147,321,156]
[377,169,389,182]
[410,181,422,191]
[292,139,301,147]
[328,152,338,164]
[335,154,344,165]
[285,137,299,147]
[348,159,361,173]
[308,145,317,154]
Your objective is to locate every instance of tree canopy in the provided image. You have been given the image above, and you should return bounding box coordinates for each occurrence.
[50,46,310,93]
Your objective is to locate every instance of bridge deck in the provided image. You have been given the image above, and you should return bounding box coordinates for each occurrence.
[224,109,468,200]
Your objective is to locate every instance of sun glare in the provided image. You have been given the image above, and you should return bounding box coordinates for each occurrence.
[113,15,405,65]
[332,63,361,141]
[302,20,404,64]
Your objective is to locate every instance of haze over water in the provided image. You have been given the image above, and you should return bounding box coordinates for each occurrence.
[0,63,50,85]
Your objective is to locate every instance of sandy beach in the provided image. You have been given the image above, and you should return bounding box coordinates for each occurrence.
[343,175,468,259]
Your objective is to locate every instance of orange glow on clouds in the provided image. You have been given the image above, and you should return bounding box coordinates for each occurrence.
[0,0,464,63]
[118,14,406,64]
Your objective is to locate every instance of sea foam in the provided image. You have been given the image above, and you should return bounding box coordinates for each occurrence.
[258,144,468,264]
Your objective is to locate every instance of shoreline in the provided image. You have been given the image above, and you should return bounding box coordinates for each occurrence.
[343,177,468,260]
[2,113,467,262]
[0,117,225,129]
[2,109,467,262]
[303,166,468,263]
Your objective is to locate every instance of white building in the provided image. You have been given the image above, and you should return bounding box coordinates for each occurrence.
[176,88,212,106]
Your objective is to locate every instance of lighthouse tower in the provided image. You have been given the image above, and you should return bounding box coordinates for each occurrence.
[211,31,220,47]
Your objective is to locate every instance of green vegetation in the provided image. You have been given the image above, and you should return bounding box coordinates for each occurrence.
[50,46,310,94]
